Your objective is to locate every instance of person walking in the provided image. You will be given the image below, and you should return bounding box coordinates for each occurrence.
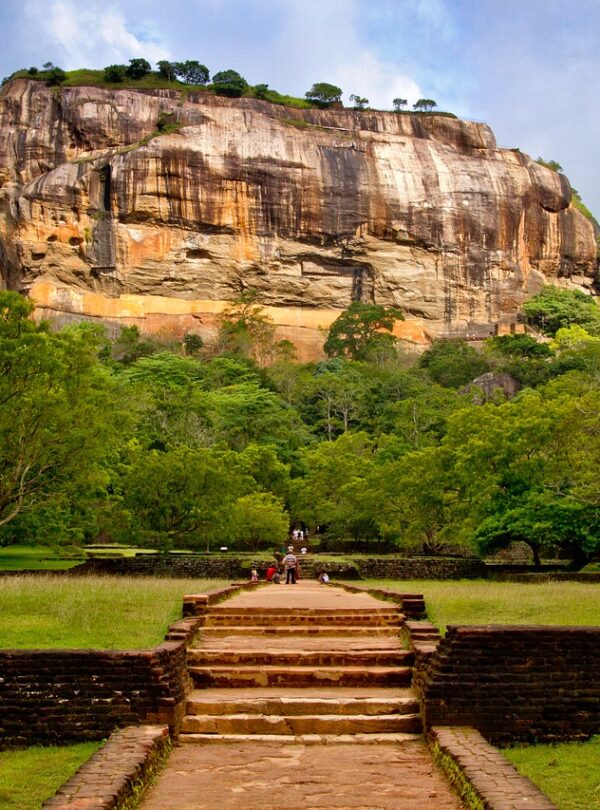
[283,547,297,584]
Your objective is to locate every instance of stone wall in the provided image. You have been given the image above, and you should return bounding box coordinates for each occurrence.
[0,583,258,748]
[0,641,189,747]
[355,557,486,580]
[414,625,600,744]
[70,554,487,580]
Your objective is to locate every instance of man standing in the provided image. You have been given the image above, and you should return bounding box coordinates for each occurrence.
[283,547,297,584]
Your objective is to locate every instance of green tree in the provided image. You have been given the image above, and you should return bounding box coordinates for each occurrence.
[419,339,490,388]
[366,445,466,553]
[238,444,291,504]
[305,82,343,107]
[393,97,407,111]
[521,286,600,337]
[175,61,209,85]
[217,291,277,364]
[231,492,289,551]
[110,325,159,365]
[103,64,127,83]
[253,83,269,99]
[475,494,600,569]
[413,98,437,112]
[183,332,204,356]
[124,447,248,551]
[291,432,376,541]
[536,157,564,173]
[212,69,248,97]
[445,379,600,566]
[0,293,127,533]
[125,58,151,79]
[324,302,403,362]
[46,66,66,86]
[156,60,177,82]
[349,94,368,110]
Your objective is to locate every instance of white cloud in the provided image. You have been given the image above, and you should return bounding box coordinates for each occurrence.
[32,0,171,69]
[331,50,421,110]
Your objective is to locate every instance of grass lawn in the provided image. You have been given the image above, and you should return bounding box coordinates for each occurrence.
[359,579,600,630]
[0,742,100,810]
[0,545,85,570]
[504,736,600,810]
[0,576,228,649]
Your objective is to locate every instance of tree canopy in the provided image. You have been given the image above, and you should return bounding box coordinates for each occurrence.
[323,301,403,362]
[3,290,600,567]
[305,83,343,106]
[212,69,248,97]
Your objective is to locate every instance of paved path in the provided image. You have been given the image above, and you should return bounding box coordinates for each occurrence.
[140,581,461,810]
[219,579,389,610]
[141,740,461,809]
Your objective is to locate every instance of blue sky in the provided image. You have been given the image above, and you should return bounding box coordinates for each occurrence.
[2,0,600,215]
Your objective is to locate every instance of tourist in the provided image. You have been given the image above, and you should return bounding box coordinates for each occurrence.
[283,548,297,584]
[250,568,259,582]
[266,563,278,582]
[318,570,329,584]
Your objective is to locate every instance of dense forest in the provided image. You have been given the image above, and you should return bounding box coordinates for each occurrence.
[1,287,600,565]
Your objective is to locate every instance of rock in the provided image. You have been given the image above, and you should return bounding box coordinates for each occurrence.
[461,372,521,403]
[0,79,597,359]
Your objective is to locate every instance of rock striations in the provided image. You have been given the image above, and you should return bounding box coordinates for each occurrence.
[0,78,597,357]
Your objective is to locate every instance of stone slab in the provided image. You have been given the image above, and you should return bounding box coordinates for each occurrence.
[42,725,169,809]
[140,740,462,809]
[432,726,557,810]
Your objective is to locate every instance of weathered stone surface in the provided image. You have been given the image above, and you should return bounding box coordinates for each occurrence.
[1,79,597,357]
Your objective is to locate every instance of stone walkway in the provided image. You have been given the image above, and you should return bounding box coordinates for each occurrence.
[140,581,462,809]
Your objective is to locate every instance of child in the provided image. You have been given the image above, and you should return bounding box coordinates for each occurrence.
[250,568,259,582]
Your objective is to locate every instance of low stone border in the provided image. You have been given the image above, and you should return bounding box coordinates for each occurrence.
[42,725,170,809]
[182,581,263,617]
[328,582,426,618]
[430,726,556,810]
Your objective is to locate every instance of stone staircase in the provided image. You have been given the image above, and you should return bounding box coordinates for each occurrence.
[180,595,422,744]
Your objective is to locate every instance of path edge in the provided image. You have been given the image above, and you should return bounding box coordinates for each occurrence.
[429,726,558,810]
[42,725,171,809]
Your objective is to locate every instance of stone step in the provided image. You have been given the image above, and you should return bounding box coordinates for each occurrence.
[180,712,422,735]
[186,691,420,717]
[189,665,413,688]
[203,613,402,627]
[200,625,401,637]
[208,607,400,615]
[178,732,423,745]
[188,649,414,667]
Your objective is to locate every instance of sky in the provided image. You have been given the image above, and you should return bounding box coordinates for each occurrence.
[1,0,599,214]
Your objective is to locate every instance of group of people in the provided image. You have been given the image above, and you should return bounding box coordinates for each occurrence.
[251,546,329,585]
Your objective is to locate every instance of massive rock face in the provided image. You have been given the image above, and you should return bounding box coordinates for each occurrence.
[0,78,597,357]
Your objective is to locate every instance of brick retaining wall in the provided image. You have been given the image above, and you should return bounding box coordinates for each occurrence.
[0,641,189,747]
[414,625,600,744]
[69,554,486,580]
[0,583,257,748]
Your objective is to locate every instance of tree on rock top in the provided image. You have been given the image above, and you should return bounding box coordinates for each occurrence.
[125,58,151,79]
[212,69,248,97]
[413,98,437,112]
[104,64,127,83]
[324,302,403,362]
[305,82,343,107]
[175,61,209,85]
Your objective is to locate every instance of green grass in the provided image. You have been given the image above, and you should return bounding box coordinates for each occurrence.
[359,579,600,630]
[0,742,101,810]
[0,575,228,649]
[504,737,600,810]
[0,545,84,570]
